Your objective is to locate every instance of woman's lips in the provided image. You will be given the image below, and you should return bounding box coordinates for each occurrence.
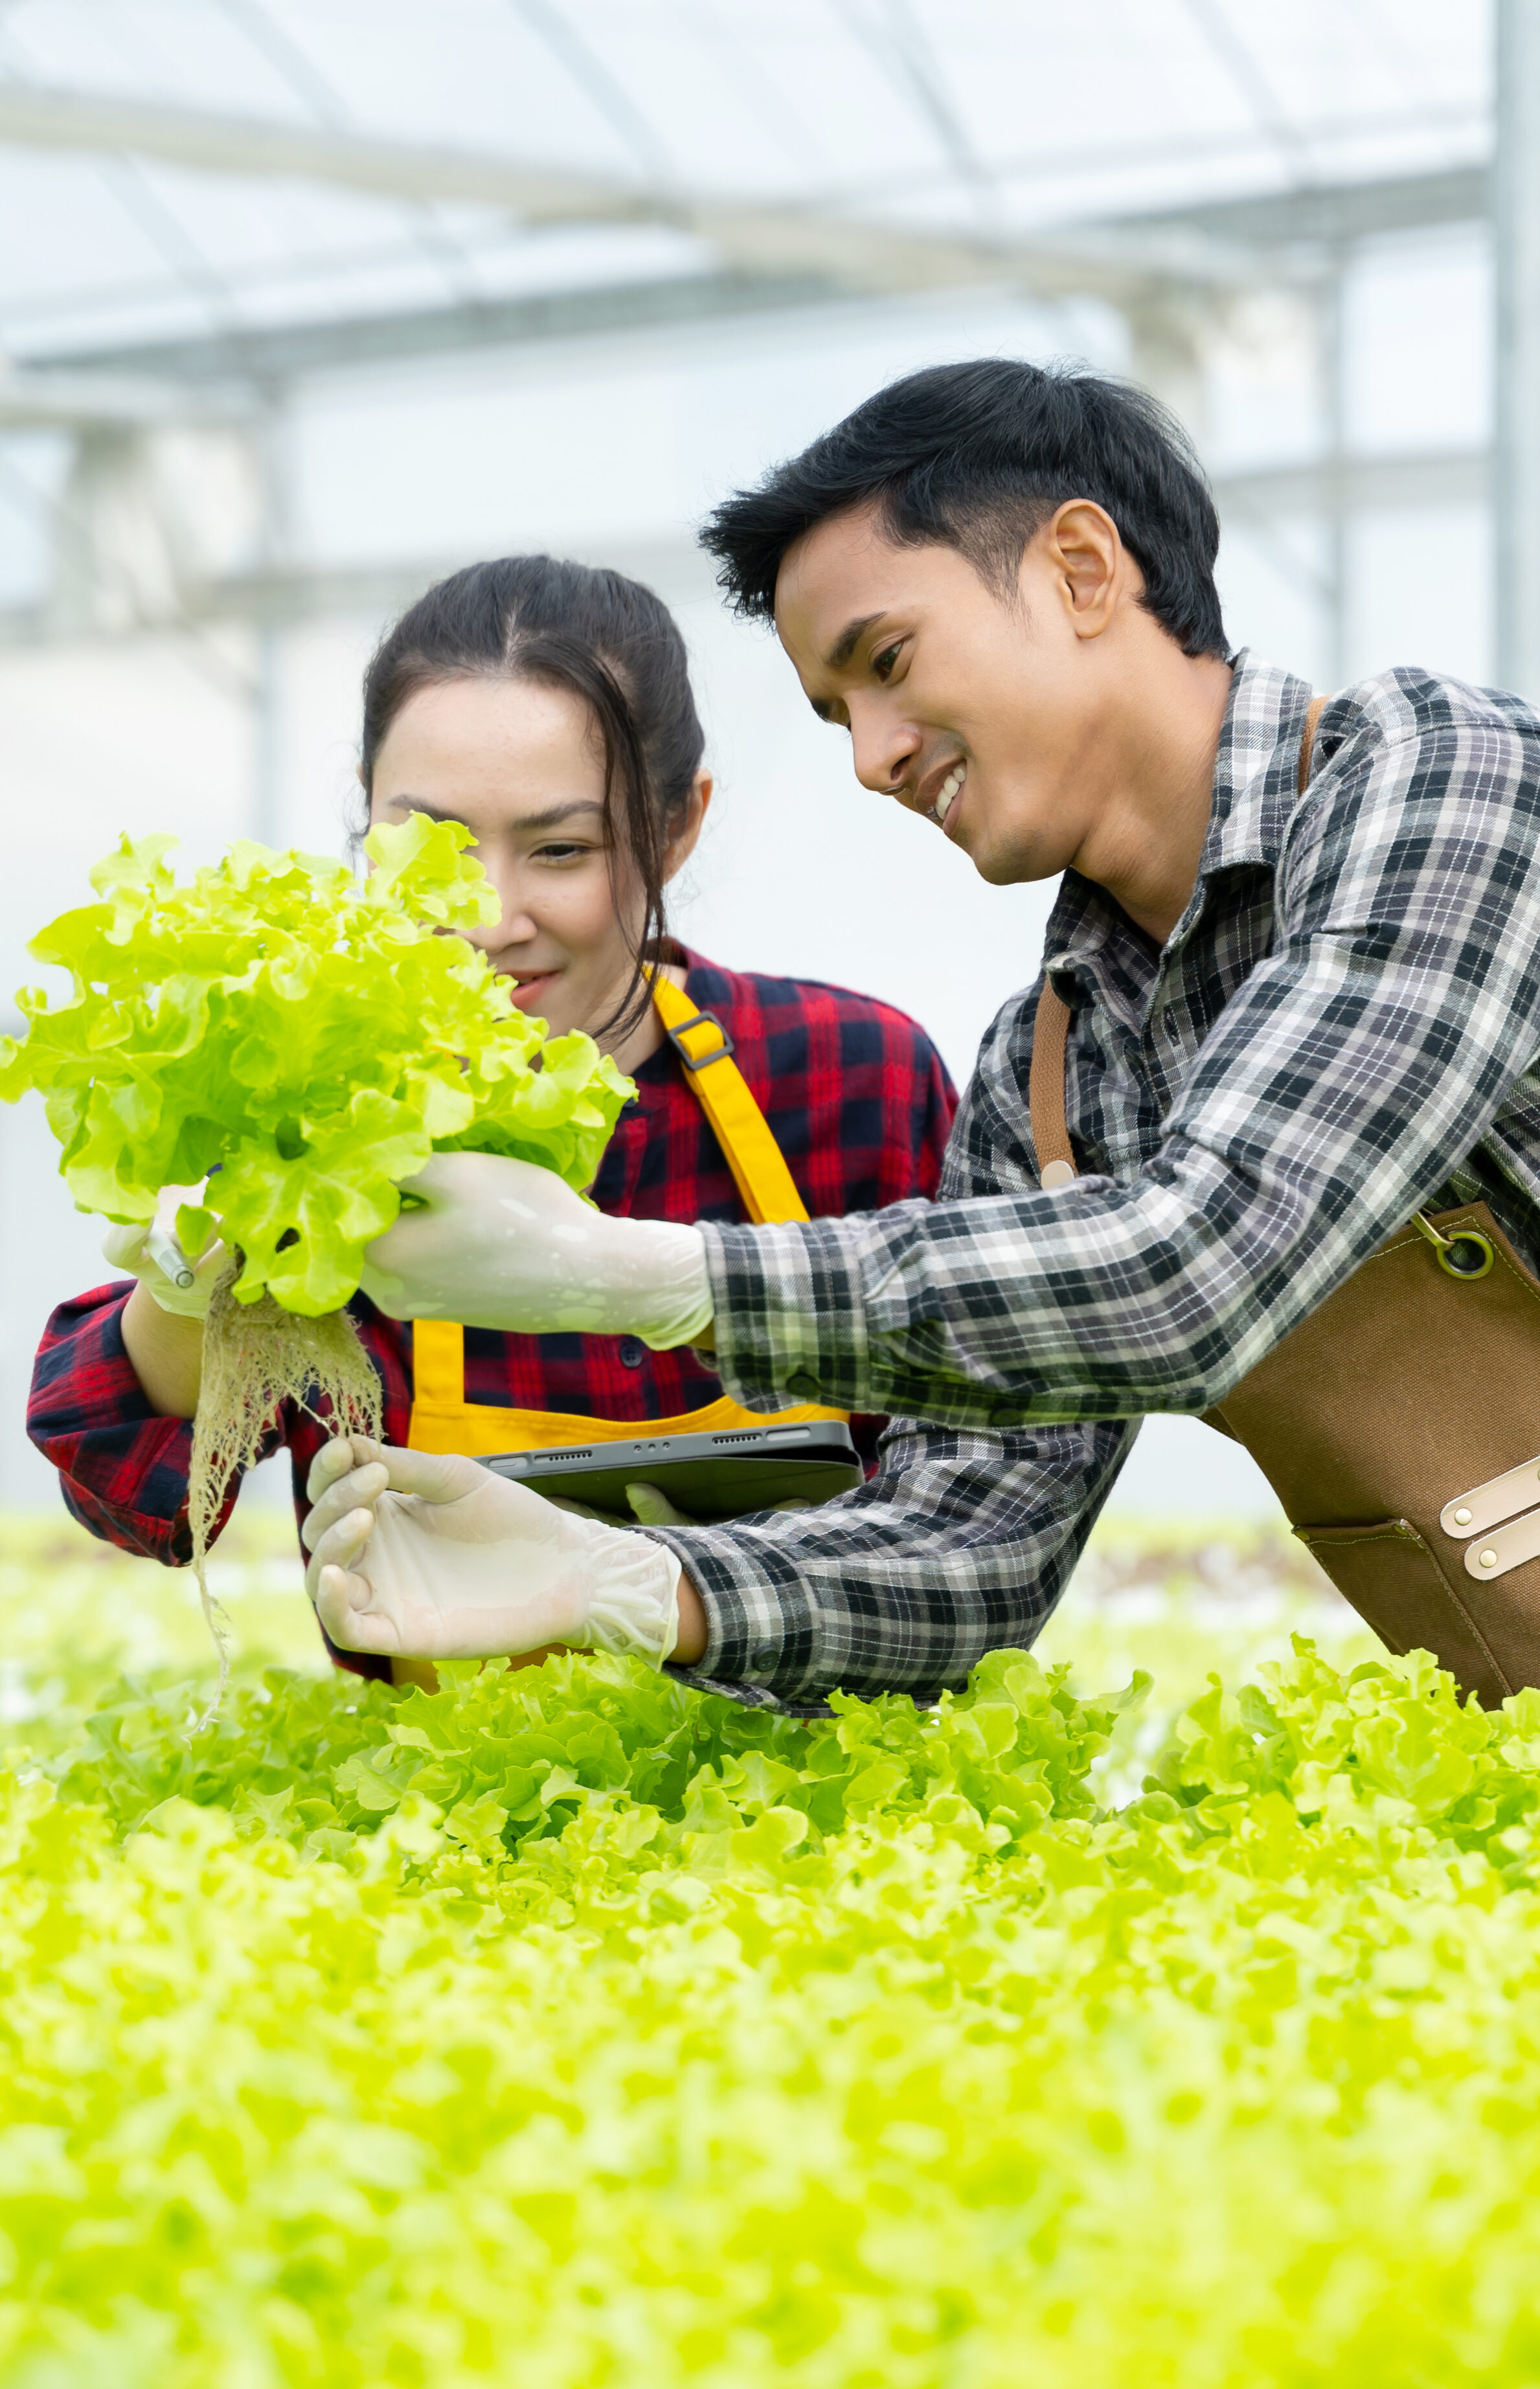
[506,968,562,1011]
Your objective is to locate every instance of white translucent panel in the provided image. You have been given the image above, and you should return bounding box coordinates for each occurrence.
[1214,514,1332,690]
[0,1,1495,360]
[290,288,1111,566]
[1346,229,1493,455]
[1346,501,1493,691]
[1202,292,1319,472]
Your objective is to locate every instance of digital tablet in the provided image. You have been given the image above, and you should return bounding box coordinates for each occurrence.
[484,1417,862,1521]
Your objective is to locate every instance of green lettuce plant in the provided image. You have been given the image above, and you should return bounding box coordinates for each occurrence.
[5,1619,1540,2383]
[0,817,631,1314]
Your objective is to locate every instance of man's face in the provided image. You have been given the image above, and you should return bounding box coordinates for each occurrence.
[774,502,1115,887]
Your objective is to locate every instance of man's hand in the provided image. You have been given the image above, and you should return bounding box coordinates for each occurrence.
[301,1437,689,1666]
[359,1152,714,1349]
[102,1215,227,1321]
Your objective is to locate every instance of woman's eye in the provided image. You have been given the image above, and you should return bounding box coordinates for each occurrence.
[872,641,903,681]
[535,841,588,862]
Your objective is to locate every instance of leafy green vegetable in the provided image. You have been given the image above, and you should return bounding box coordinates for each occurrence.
[0,819,631,1312]
[5,1518,1540,2384]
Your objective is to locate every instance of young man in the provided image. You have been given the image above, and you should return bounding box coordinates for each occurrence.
[304,360,1540,1711]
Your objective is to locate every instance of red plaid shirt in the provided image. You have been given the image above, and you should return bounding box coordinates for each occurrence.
[28,948,957,1678]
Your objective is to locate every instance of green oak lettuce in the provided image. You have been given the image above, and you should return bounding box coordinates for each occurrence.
[0,819,631,1313]
[6,1597,1540,2383]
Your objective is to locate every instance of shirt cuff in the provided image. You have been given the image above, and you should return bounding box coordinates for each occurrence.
[634,1518,822,1702]
[697,1215,876,1414]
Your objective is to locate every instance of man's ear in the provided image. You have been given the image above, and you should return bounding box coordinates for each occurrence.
[1041,500,1126,643]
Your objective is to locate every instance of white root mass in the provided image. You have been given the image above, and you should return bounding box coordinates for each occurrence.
[188,1257,382,1720]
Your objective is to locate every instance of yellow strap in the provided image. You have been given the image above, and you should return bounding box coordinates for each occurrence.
[408,972,845,1452]
[648,971,809,1225]
[411,1317,468,1415]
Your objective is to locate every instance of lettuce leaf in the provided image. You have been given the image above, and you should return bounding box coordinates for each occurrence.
[0,820,633,1312]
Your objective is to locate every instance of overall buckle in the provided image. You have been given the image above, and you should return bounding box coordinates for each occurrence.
[664,1007,736,1071]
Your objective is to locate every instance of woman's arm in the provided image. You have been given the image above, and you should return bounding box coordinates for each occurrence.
[28,1285,207,1562]
[120,1283,204,1417]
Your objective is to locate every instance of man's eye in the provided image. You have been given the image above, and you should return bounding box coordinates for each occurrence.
[872,642,903,681]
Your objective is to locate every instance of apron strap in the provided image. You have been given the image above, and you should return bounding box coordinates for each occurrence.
[1028,691,1331,1187]
[411,970,815,1424]
[649,970,810,1225]
[1028,980,1076,1186]
[412,1316,468,1412]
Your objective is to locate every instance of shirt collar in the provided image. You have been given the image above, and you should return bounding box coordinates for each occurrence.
[1201,649,1316,876]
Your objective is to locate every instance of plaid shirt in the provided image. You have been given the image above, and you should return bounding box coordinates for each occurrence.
[28,948,956,1680]
[657,654,1540,1710]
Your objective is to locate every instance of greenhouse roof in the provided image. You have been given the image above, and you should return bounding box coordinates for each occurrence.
[0,0,1490,378]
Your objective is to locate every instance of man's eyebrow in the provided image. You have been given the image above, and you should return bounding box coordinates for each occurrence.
[385,797,604,831]
[824,611,886,671]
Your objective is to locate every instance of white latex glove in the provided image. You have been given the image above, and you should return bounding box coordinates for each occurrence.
[101,1194,227,1321]
[359,1152,712,1347]
[301,1436,683,1666]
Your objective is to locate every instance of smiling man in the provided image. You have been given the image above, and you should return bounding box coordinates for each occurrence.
[313,358,1540,1711]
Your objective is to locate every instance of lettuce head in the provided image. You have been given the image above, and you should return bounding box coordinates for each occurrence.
[0,819,633,1314]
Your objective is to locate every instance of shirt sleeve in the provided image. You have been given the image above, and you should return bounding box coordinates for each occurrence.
[844,1017,958,1468]
[696,712,1540,1428]
[651,1114,1137,1707]
[28,1281,261,1561]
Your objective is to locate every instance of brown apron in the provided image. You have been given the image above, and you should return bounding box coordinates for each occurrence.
[1030,697,1540,1706]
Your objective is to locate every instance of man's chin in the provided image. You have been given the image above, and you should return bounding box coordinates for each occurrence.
[967,834,1047,889]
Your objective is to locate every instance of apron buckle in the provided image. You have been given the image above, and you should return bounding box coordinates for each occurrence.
[665,1007,736,1071]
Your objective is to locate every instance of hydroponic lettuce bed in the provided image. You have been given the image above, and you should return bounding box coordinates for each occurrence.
[2,1519,1539,2388]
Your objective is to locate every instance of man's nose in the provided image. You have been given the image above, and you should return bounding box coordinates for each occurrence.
[849,702,920,800]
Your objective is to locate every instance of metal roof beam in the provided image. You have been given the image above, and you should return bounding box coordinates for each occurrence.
[0,82,653,222]
[15,268,848,387]
[0,364,253,425]
[0,81,1270,306]
[1093,165,1489,253]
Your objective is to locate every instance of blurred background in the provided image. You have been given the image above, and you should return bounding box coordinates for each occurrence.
[0,0,1520,1526]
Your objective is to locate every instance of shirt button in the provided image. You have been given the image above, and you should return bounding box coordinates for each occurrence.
[786,1372,817,1397]
[751,1647,776,1669]
[618,1337,646,1369]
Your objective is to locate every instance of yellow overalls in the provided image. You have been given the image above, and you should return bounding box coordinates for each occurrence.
[407,972,848,1456]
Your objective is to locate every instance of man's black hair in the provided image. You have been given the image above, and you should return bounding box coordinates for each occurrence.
[699,357,1227,659]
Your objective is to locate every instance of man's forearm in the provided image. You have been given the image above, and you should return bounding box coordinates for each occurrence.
[673,1575,707,1663]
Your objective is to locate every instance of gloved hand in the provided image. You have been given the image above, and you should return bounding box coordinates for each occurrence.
[359,1152,713,1347]
[102,1204,227,1321]
[301,1436,683,1666]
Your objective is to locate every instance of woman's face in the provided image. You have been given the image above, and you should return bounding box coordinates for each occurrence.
[368,674,708,1052]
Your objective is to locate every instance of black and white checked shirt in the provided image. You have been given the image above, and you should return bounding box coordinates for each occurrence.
[659,653,1540,1710]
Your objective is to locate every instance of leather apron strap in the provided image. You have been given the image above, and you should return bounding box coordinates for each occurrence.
[409,970,847,1454]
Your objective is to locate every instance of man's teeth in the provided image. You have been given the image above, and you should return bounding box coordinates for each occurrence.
[936,764,966,823]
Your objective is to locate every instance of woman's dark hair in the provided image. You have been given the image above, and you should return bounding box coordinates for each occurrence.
[700,358,1227,659]
[359,554,705,1036]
